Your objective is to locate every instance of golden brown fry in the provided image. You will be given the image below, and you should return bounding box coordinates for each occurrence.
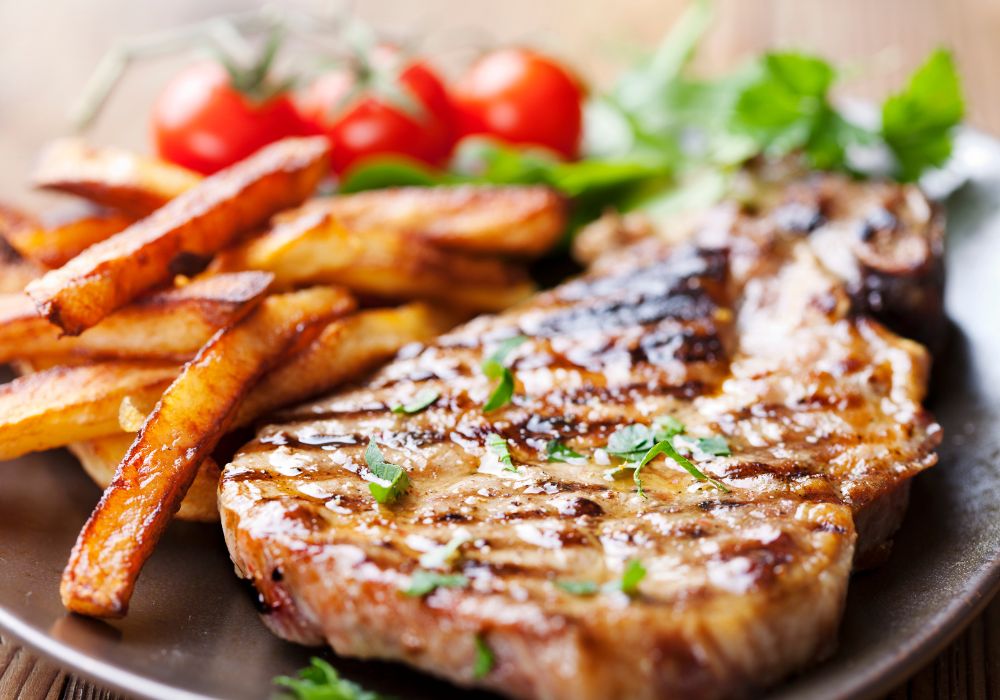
[60,286,353,617]
[214,206,535,312]
[26,136,330,335]
[0,271,274,363]
[234,303,456,425]
[0,362,178,460]
[67,434,221,523]
[302,185,567,256]
[32,139,202,216]
[3,209,135,268]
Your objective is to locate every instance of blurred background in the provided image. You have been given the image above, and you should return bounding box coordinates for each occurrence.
[1,0,998,202]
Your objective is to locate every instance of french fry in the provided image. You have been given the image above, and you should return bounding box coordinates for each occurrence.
[214,206,535,312]
[67,434,221,523]
[3,208,135,268]
[32,139,202,216]
[300,185,567,256]
[26,136,330,335]
[234,303,456,425]
[0,361,179,460]
[60,286,354,617]
[0,271,274,363]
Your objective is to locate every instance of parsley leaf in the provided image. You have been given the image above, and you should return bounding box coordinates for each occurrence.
[695,435,731,456]
[606,424,656,461]
[556,580,600,596]
[486,433,516,471]
[546,440,585,462]
[473,635,495,679]
[419,532,471,570]
[274,658,389,700]
[364,440,410,505]
[653,415,685,438]
[729,51,866,170]
[606,416,686,462]
[881,48,964,182]
[391,389,440,415]
[481,335,527,412]
[633,438,729,496]
[617,559,647,596]
[403,570,469,597]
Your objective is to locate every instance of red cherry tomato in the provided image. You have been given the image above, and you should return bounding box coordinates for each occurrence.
[452,48,584,160]
[151,62,311,175]
[296,50,455,175]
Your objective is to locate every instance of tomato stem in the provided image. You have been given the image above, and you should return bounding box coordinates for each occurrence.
[70,6,343,130]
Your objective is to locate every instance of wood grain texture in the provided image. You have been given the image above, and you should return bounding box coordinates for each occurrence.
[0,0,997,698]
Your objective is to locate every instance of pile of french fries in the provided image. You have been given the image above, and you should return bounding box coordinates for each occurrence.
[0,136,567,618]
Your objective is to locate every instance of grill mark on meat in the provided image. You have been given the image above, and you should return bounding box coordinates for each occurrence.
[531,290,718,336]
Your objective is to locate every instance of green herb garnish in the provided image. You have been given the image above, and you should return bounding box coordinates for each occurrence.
[617,559,647,596]
[632,439,729,496]
[274,657,389,700]
[546,440,584,462]
[403,570,469,597]
[486,433,516,471]
[364,440,410,505]
[882,48,964,182]
[473,635,495,679]
[391,389,440,415]
[481,335,527,412]
[419,532,471,570]
[555,563,646,598]
[695,435,731,456]
[556,580,600,596]
[653,415,685,437]
[340,1,962,222]
[604,417,730,495]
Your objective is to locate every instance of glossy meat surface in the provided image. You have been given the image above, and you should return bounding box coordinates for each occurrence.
[220,200,940,698]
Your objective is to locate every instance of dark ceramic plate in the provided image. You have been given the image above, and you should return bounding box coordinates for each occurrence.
[1,131,998,700]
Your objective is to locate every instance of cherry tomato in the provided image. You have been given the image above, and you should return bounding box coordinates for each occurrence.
[295,50,455,175]
[151,62,311,175]
[452,48,584,160]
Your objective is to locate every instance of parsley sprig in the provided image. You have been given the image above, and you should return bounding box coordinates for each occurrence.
[546,440,584,462]
[391,389,440,414]
[275,658,390,700]
[473,635,495,679]
[556,559,647,598]
[486,433,517,471]
[605,416,730,495]
[403,570,469,597]
[481,335,527,412]
[364,440,410,505]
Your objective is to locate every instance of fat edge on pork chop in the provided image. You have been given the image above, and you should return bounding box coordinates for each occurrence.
[220,175,941,700]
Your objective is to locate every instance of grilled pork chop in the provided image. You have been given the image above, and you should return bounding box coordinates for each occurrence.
[220,180,941,699]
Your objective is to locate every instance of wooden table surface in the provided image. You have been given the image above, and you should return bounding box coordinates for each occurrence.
[0,0,997,698]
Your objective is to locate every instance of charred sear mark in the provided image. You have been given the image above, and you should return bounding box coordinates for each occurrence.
[560,247,726,302]
[533,289,718,336]
[722,461,815,480]
[558,497,605,518]
[546,380,710,406]
[238,576,276,614]
[633,326,725,366]
[435,512,472,523]
[715,533,798,585]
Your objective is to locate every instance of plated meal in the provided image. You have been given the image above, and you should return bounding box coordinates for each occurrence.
[0,4,985,699]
